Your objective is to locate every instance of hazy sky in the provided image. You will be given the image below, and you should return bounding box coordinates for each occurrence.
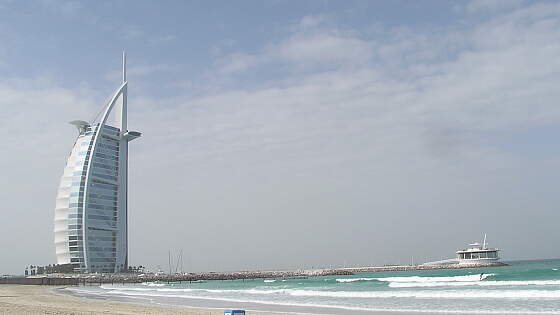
[1,0,560,275]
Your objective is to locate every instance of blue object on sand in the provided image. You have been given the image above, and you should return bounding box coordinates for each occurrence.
[224,310,245,315]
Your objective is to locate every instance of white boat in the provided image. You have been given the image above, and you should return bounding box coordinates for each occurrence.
[456,234,500,265]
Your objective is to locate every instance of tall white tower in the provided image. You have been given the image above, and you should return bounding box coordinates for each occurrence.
[54,53,141,273]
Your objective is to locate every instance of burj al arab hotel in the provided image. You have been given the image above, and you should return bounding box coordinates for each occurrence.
[54,53,141,273]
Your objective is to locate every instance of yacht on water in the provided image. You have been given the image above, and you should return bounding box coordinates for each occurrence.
[456,234,500,265]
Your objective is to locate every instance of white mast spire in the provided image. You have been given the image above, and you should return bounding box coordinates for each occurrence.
[122,51,127,83]
[116,51,127,131]
[483,233,487,249]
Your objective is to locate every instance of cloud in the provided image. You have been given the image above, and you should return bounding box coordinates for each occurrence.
[143,1,560,194]
[464,0,525,14]
[217,52,261,74]
[274,32,373,66]
[210,1,560,142]
[120,25,144,39]
[3,2,560,273]
[216,27,373,74]
[104,64,175,82]
[148,34,177,45]
[299,15,328,28]
[40,0,83,15]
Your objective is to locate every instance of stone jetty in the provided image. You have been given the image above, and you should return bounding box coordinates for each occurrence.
[337,262,508,274]
[4,262,508,286]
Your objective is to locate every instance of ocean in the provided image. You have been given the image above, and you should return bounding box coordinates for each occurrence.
[65,259,560,314]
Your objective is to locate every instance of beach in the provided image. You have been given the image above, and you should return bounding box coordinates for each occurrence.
[0,284,398,315]
[0,284,395,315]
[0,284,257,315]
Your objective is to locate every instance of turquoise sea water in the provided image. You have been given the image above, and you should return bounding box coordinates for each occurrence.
[69,260,560,314]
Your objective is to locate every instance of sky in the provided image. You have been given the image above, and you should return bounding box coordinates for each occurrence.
[1,0,560,275]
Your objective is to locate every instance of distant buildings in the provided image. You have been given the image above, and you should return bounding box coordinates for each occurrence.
[54,53,141,273]
[25,264,74,276]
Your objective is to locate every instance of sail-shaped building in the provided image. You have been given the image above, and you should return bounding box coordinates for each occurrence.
[54,53,141,273]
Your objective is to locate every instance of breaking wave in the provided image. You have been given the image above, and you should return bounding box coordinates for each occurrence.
[336,274,493,283]
[335,277,377,283]
[376,274,494,283]
[141,282,165,287]
[99,285,560,299]
[335,274,560,288]
[390,279,560,288]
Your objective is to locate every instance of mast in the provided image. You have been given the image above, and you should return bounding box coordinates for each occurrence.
[117,51,127,130]
[180,249,183,274]
[122,51,126,83]
[483,233,487,249]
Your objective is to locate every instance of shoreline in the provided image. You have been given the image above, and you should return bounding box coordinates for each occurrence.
[0,284,273,314]
[0,283,518,315]
[0,284,431,315]
[58,285,394,315]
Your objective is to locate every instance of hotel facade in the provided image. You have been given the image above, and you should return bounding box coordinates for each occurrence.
[54,54,141,273]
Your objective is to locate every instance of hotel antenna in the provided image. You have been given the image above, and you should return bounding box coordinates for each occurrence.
[122,50,126,83]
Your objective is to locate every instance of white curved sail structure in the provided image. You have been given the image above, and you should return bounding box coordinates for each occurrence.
[54,53,141,273]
